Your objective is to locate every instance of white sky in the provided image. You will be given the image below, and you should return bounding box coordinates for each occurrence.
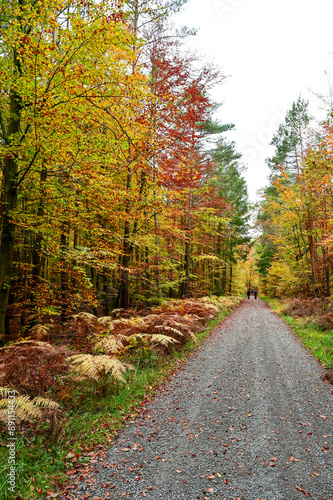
[173,0,333,202]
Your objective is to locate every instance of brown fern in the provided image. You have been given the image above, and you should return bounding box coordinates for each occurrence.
[0,341,73,397]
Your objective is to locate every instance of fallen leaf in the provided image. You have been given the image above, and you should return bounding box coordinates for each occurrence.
[216,472,222,477]
[271,457,278,461]
[207,475,215,479]
[296,486,312,497]
[207,487,214,493]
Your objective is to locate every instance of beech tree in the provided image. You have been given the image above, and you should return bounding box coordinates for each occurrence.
[0,0,135,334]
[0,0,250,338]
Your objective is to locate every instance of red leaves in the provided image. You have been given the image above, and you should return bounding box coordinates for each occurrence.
[296,486,312,497]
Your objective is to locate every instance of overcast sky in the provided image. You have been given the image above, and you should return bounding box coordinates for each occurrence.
[173,0,333,202]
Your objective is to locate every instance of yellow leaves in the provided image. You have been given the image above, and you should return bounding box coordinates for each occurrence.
[68,354,133,384]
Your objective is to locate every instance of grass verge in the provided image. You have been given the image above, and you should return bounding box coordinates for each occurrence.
[262,296,333,371]
[0,302,240,500]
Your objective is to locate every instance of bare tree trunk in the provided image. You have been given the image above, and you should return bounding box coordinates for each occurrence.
[0,64,21,336]
[184,187,192,298]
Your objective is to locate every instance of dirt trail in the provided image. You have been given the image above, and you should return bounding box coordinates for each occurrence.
[68,299,332,500]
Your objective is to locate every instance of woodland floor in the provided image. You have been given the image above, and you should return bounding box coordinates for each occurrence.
[57,298,333,500]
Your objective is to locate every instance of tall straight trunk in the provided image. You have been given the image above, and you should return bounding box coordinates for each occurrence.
[184,187,193,298]
[60,226,68,322]
[120,160,132,309]
[119,2,140,309]
[30,167,47,324]
[184,240,190,298]
[0,56,22,336]
[221,265,227,294]
[154,210,162,299]
[229,263,233,294]
[307,208,317,296]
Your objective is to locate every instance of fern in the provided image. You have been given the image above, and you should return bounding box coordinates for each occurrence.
[93,336,124,355]
[129,333,179,347]
[68,354,133,395]
[73,312,98,324]
[0,341,72,397]
[0,387,61,423]
[154,325,185,338]
[27,324,50,340]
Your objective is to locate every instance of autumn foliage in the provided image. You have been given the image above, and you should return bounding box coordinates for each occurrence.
[0,0,249,338]
[257,98,333,299]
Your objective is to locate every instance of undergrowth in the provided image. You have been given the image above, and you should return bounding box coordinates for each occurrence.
[263,297,333,371]
[0,296,242,499]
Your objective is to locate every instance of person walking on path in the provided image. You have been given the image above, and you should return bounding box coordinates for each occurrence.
[254,289,258,299]
[247,289,251,299]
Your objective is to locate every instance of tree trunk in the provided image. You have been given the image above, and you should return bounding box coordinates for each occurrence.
[184,187,192,298]
[0,77,21,337]
[229,263,233,294]
[307,207,317,296]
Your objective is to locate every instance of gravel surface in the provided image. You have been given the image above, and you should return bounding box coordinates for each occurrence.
[66,298,332,500]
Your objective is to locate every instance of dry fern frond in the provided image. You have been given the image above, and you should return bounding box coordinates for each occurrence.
[154,325,185,337]
[0,341,72,397]
[93,336,124,355]
[98,316,114,329]
[29,324,50,340]
[0,340,55,351]
[73,312,98,324]
[32,397,61,411]
[0,388,61,423]
[112,317,145,328]
[148,334,179,347]
[128,333,179,347]
[68,354,133,385]
[0,386,12,397]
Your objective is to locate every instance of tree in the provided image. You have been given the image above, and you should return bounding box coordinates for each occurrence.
[266,96,310,178]
[0,0,134,335]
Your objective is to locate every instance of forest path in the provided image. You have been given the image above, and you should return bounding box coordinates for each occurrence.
[68,299,332,500]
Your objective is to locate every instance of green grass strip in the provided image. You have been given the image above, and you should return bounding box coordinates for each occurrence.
[262,296,333,369]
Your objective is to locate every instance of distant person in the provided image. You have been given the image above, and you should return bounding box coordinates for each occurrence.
[251,289,254,295]
[254,289,258,299]
[247,289,251,299]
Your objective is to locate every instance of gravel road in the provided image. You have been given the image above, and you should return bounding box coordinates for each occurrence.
[68,298,332,500]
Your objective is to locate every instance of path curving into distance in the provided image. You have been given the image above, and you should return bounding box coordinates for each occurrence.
[63,299,332,500]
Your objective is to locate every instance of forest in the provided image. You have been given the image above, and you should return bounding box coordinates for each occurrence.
[1,2,333,499]
[256,96,333,300]
[0,0,250,339]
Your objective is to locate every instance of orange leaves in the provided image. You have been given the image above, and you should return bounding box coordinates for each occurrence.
[296,486,312,497]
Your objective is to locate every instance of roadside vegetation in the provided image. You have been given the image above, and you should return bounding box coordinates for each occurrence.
[263,297,333,379]
[0,295,242,499]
